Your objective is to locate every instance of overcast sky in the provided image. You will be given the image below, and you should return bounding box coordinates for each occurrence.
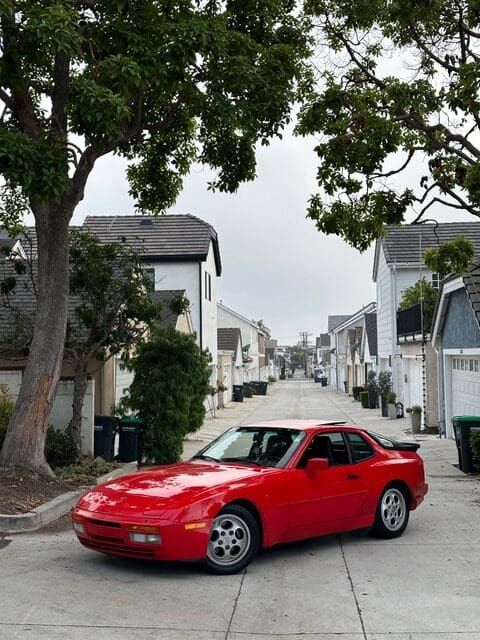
[69,130,376,346]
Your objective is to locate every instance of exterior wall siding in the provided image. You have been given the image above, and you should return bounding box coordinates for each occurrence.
[376,250,392,360]
[151,261,200,338]
[442,289,480,349]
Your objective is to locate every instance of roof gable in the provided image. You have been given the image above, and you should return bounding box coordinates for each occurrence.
[83,214,222,276]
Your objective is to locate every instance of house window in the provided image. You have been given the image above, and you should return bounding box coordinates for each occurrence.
[460,358,465,371]
[142,267,155,290]
[470,359,475,372]
[431,273,440,289]
[204,272,211,301]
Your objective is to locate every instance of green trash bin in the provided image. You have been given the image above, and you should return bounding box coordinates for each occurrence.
[118,416,147,465]
[451,416,480,473]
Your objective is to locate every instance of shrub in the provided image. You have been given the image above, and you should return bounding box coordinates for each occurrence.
[407,405,422,414]
[352,385,364,400]
[360,391,369,408]
[0,384,14,429]
[367,370,378,392]
[122,326,211,464]
[268,375,277,383]
[377,371,392,397]
[386,391,397,404]
[45,427,79,468]
[471,430,480,472]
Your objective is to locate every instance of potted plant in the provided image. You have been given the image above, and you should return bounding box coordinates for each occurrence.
[367,370,378,409]
[359,390,369,408]
[386,391,397,420]
[407,405,422,433]
[377,370,392,417]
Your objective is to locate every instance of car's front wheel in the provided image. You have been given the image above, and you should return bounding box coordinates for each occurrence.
[372,485,409,539]
[205,504,260,574]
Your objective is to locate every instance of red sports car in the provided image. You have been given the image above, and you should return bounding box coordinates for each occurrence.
[71,420,428,574]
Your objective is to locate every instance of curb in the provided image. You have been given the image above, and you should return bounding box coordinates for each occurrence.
[0,461,138,535]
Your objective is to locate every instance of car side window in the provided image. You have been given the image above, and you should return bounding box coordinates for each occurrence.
[298,432,349,468]
[346,432,375,463]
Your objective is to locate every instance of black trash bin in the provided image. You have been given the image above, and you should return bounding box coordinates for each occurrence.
[118,416,147,465]
[232,384,244,402]
[251,381,268,396]
[452,416,480,473]
[243,382,253,398]
[94,415,119,462]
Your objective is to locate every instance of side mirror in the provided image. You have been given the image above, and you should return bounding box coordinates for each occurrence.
[306,457,329,475]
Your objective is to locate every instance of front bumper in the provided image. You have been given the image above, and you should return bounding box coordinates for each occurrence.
[72,507,211,561]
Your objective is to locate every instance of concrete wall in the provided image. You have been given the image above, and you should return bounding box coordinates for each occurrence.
[0,370,94,455]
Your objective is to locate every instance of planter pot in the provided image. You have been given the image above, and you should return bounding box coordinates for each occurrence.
[380,395,388,417]
[411,413,421,433]
[387,403,397,420]
[368,389,378,409]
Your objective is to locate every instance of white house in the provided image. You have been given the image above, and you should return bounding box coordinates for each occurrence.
[84,214,222,395]
[332,303,377,393]
[217,303,266,381]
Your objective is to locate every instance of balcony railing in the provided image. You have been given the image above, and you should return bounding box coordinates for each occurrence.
[397,303,427,338]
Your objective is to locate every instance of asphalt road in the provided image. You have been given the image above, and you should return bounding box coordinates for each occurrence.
[2,378,480,640]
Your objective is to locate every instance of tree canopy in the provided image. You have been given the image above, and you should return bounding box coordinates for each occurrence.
[299,0,480,251]
[0,0,310,474]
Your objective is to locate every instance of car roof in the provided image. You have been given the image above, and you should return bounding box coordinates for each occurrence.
[242,419,353,432]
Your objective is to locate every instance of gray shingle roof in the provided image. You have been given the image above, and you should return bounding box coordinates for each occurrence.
[151,289,186,328]
[463,264,480,325]
[217,327,242,358]
[316,333,330,348]
[381,222,480,265]
[84,214,222,275]
[364,313,377,357]
[328,315,351,332]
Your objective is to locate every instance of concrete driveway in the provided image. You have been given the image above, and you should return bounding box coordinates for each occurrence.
[1,378,480,640]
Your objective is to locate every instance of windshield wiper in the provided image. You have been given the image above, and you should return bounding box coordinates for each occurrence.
[191,454,218,462]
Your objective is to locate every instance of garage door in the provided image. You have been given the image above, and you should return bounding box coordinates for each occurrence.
[451,356,480,418]
[115,357,134,406]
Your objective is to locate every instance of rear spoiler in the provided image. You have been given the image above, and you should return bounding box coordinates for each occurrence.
[392,441,420,452]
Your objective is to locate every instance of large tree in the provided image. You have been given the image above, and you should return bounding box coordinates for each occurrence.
[299,0,480,251]
[0,1,309,474]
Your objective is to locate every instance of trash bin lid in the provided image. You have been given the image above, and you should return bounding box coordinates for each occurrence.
[120,416,145,425]
[452,415,480,422]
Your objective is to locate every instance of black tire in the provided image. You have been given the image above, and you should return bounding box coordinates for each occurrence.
[371,484,410,539]
[204,504,260,575]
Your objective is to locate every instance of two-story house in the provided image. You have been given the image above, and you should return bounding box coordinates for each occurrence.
[332,304,377,393]
[373,222,480,427]
[217,303,266,381]
[84,214,222,394]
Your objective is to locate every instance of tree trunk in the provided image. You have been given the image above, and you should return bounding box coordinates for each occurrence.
[69,360,89,451]
[0,204,70,476]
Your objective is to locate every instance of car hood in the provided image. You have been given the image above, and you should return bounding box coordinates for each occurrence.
[76,461,265,516]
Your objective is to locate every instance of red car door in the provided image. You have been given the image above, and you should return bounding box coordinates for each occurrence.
[286,431,368,541]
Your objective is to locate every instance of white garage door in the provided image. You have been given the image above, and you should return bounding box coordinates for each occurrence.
[451,356,480,418]
[115,357,134,406]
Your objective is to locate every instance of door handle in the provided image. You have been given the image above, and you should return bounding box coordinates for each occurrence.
[346,474,359,480]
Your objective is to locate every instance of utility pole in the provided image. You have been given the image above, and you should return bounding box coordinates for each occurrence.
[299,331,312,377]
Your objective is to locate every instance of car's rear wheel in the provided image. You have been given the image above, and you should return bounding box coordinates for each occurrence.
[205,504,260,574]
[372,485,409,538]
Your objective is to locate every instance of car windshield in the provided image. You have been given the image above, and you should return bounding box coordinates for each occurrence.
[192,426,305,468]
